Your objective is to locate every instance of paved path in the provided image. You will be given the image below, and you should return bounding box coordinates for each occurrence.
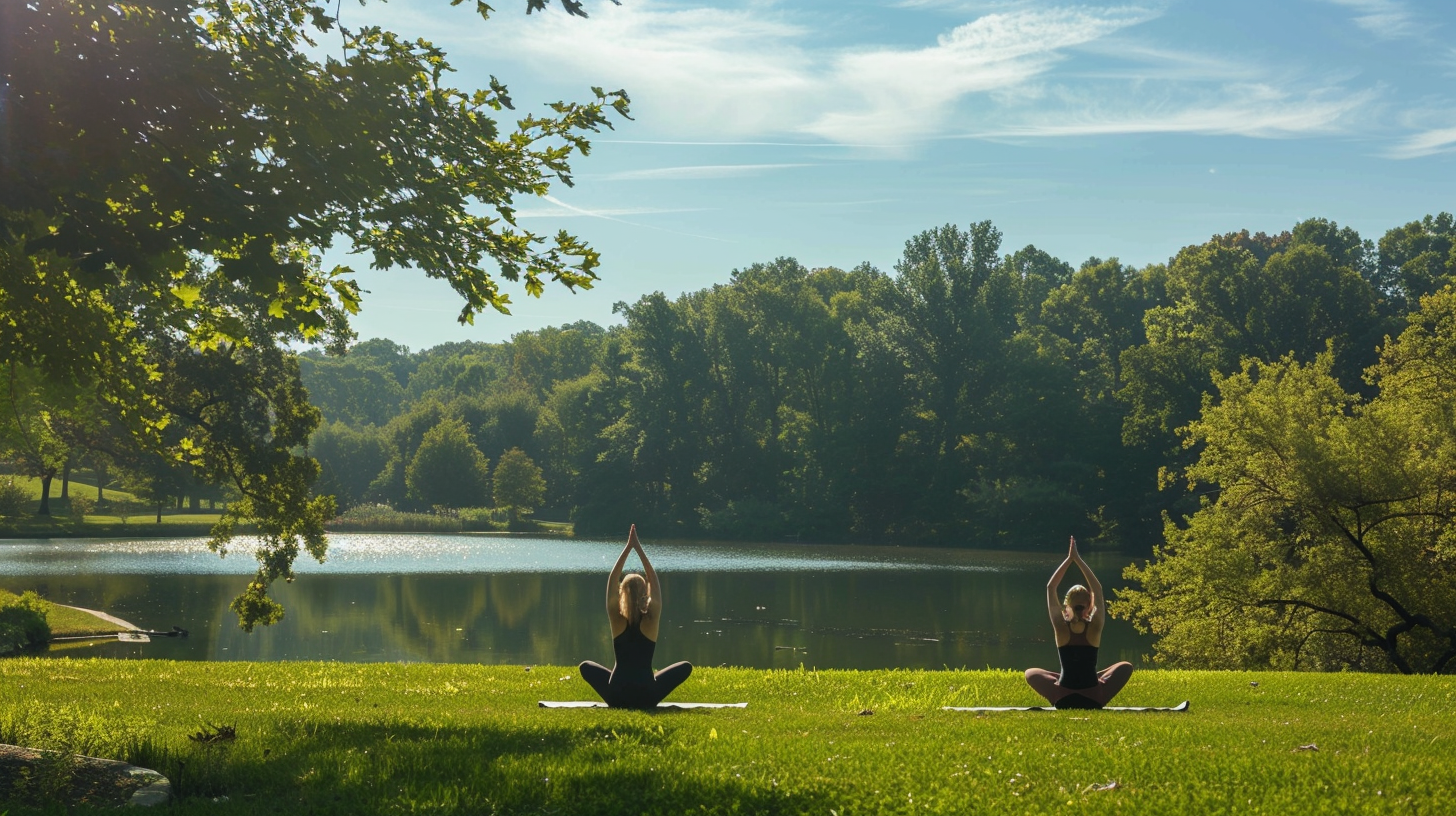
[56,604,140,631]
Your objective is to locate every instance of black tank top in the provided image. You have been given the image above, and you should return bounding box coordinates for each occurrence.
[1056,624,1098,690]
[611,621,656,684]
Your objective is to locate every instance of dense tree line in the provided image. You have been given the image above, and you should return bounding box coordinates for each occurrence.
[301,213,1456,553]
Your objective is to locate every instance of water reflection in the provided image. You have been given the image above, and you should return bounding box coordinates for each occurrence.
[0,536,1151,670]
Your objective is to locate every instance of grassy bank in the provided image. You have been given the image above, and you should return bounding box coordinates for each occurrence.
[0,514,227,540]
[0,505,572,539]
[0,660,1449,815]
[0,589,127,656]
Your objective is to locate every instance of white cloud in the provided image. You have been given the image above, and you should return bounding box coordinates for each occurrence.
[1069,41,1264,83]
[973,84,1377,139]
[514,204,708,218]
[1320,0,1418,40]
[363,0,1382,150]
[539,195,735,242]
[475,3,821,140]
[603,163,816,181]
[460,2,1165,144]
[800,6,1160,142]
[889,0,1039,11]
[1387,126,1456,159]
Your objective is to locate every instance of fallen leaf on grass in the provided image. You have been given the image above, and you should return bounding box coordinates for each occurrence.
[858,709,874,716]
[1294,743,1318,752]
[558,676,572,681]
[1083,780,1120,793]
[189,724,237,744]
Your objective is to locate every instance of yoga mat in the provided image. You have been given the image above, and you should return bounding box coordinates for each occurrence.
[539,701,748,709]
[943,700,1190,712]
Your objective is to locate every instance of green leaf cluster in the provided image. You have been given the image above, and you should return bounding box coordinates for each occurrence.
[405,416,493,509]
[492,446,546,519]
[1114,288,1456,673]
[0,0,627,628]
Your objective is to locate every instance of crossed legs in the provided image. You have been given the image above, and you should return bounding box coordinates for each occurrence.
[578,660,694,709]
[1024,662,1134,708]
[579,660,613,702]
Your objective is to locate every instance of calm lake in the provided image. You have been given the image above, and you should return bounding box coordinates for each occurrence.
[0,534,1152,671]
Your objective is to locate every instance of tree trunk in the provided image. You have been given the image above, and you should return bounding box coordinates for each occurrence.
[61,458,70,499]
[38,472,53,515]
[155,503,163,524]
[96,462,105,503]
[189,494,200,512]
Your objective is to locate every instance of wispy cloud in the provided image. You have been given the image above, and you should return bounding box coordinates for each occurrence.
[371,1,1382,150]
[540,196,734,243]
[514,204,709,218]
[889,0,1037,10]
[1320,0,1418,40]
[603,163,816,181]
[1068,41,1264,83]
[475,3,819,139]
[1386,125,1456,159]
[971,83,1377,139]
[598,139,893,148]
[800,6,1160,142]
[479,2,1168,145]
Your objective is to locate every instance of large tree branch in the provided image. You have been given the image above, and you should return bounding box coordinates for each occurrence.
[1434,645,1456,675]
[1256,598,1379,641]
[1322,510,1429,634]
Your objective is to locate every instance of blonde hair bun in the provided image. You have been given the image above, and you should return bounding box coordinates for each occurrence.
[619,573,650,624]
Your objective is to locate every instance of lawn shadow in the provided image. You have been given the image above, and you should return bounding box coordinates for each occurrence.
[120,718,828,815]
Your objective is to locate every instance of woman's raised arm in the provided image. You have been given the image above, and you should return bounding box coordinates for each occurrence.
[606,530,634,623]
[630,525,662,618]
[1046,538,1074,626]
[1069,537,1104,625]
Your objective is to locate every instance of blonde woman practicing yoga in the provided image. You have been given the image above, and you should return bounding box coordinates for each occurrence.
[1023,536,1133,709]
[578,525,692,709]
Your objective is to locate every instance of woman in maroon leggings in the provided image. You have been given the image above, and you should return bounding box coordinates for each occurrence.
[579,525,693,709]
[1023,536,1133,709]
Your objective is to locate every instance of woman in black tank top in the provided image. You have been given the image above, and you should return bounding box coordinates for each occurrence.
[578,525,693,709]
[1023,536,1133,709]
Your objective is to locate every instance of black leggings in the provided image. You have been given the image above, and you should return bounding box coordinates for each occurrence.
[578,660,693,709]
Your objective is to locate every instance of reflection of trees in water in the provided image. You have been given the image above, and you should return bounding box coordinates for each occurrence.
[488,575,541,628]
[17,561,1152,669]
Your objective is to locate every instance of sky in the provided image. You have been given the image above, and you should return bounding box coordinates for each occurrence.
[331,0,1456,350]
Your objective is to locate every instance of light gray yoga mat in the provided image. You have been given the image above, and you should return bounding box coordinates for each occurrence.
[539,701,748,709]
[943,700,1189,712]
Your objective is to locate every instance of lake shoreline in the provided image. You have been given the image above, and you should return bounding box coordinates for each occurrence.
[0,523,581,540]
[0,535,1152,670]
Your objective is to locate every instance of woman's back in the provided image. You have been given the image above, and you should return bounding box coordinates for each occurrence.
[611,621,656,684]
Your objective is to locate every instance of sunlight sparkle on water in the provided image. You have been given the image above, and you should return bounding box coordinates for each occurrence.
[0,535,1013,576]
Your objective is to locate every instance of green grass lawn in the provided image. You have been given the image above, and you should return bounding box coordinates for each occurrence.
[5,475,138,503]
[0,514,226,539]
[0,660,1448,815]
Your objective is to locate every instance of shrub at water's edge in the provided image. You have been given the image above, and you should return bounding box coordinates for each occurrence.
[326,503,559,534]
[0,591,50,654]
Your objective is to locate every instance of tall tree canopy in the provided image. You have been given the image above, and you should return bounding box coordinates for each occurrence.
[0,0,627,627]
[1113,289,1456,673]
[299,214,1455,562]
